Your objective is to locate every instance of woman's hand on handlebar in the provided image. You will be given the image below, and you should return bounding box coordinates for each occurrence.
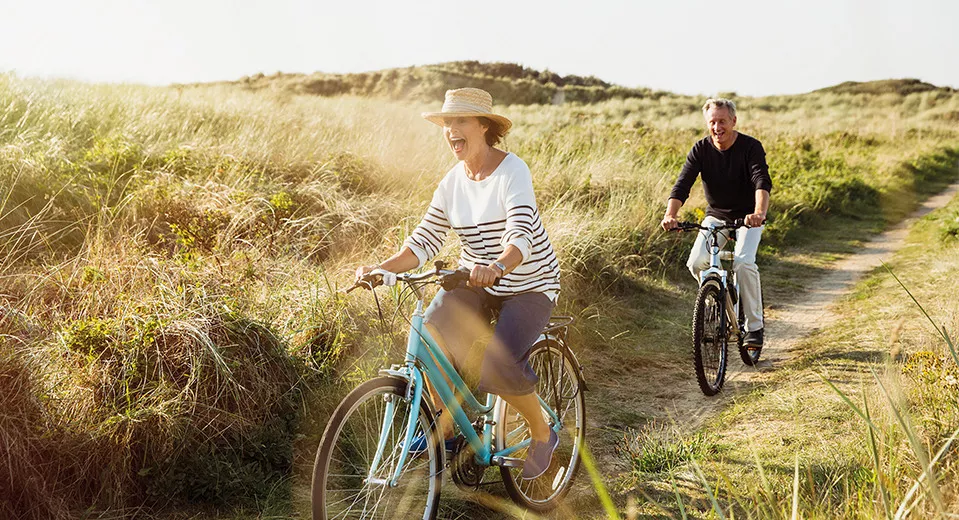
[354,264,379,283]
[470,264,500,288]
[354,248,421,284]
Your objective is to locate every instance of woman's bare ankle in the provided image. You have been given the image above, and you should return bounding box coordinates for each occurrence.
[529,423,551,442]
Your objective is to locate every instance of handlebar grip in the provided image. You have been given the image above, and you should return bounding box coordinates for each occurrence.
[345,272,384,293]
[440,269,470,291]
[439,268,501,290]
[672,221,701,232]
[735,218,767,229]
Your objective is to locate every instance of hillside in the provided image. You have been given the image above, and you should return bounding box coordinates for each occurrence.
[815,78,956,96]
[1,71,959,518]
[197,60,669,104]
[193,61,957,107]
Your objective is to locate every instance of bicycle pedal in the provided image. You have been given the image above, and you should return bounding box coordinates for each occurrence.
[491,456,524,468]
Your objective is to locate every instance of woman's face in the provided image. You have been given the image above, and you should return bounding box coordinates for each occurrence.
[442,116,488,161]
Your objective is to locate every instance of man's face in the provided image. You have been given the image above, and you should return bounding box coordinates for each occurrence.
[705,106,737,149]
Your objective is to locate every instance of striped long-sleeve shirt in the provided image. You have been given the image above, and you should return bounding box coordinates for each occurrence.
[404,153,561,301]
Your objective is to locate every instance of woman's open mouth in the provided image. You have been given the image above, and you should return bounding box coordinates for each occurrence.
[450,137,466,153]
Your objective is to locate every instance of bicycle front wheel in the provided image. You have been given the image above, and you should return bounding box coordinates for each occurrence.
[311,377,442,520]
[693,280,728,396]
[494,339,586,512]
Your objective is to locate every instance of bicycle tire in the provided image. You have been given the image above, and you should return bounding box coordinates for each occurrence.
[693,280,727,395]
[494,339,586,512]
[737,287,765,366]
[311,376,442,520]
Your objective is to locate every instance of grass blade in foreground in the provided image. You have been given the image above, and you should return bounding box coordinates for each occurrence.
[578,439,622,520]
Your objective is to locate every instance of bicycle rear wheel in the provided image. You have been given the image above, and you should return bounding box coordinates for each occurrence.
[494,339,586,512]
[737,294,763,366]
[693,280,728,395]
[311,377,442,520]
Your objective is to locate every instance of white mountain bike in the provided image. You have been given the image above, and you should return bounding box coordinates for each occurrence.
[674,219,764,396]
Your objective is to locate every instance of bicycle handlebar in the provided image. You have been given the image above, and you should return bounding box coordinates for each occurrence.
[345,261,500,293]
[670,218,765,232]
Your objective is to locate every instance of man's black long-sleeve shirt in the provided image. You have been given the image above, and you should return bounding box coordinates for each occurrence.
[669,133,773,221]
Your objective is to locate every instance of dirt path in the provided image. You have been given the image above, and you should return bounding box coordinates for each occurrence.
[652,181,959,431]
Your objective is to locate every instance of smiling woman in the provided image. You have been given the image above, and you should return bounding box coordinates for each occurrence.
[439,115,508,151]
[422,88,512,156]
[352,87,564,480]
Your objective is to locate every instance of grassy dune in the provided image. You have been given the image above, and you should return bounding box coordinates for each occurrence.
[215,60,668,105]
[0,70,958,518]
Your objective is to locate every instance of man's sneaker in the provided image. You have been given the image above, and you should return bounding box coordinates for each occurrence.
[522,430,559,480]
[744,328,764,348]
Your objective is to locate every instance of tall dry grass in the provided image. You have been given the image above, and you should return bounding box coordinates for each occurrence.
[0,71,957,517]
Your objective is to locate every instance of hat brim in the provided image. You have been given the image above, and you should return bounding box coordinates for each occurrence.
[421,111,513,132]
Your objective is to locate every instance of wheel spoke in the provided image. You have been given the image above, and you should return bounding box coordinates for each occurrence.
[495,342,585,509]
[694,284,727,395]
[314,379,439,519]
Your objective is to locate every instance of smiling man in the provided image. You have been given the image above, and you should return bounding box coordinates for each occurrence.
[660,98,772,349]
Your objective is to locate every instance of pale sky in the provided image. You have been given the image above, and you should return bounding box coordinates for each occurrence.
[1,0,956,96]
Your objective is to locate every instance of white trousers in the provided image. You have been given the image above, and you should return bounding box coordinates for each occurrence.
[686,216,764,332]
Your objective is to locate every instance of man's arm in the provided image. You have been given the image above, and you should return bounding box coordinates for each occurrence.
[744,139,771,228]
[661,198,684,230]
[662,143,702,230]
[744,189,769,228]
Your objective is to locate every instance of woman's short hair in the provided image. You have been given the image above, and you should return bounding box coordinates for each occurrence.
[702,98,737,119]
[478,117,508,146]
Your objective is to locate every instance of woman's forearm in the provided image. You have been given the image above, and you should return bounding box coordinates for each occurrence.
[493,245,524,274]
[377,247,421,274]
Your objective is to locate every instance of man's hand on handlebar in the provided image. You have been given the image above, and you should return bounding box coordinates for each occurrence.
[744,212,767,228]
[661,215,679,231]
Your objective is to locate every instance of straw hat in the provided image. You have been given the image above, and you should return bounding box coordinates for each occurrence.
[421,88,512,132]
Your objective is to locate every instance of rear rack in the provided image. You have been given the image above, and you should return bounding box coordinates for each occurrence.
[543,315,574,334]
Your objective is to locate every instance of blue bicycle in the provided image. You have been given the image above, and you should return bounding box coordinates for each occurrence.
[311,262,587,519]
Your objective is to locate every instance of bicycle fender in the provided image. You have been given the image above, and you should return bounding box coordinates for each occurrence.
[377,367,435,411]
[698,268,726,286]
[534,336,589,392]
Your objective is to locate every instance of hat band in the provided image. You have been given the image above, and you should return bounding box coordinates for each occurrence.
[440,100,493,115]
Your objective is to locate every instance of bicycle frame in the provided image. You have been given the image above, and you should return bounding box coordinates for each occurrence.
[695,223,742,339]
[365,275,562,487]
[697,223,730,287]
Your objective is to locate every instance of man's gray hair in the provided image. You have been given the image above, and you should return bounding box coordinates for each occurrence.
[702,98,737,119]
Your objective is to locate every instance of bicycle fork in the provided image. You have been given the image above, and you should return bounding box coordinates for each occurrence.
[724,288,740,339]
[365,367,426,488]
[714,249,742,342]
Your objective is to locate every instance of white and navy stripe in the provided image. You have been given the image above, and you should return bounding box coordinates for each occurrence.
[404,153,561,300]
